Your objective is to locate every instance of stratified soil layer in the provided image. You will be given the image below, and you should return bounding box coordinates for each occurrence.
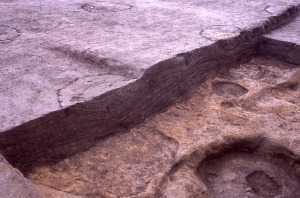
[1,1,300,198]
[26,56,300,197]
[1,2,299,174]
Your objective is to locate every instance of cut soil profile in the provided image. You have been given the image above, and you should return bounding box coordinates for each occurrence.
[25,56,300,197]
[0,1,299,197]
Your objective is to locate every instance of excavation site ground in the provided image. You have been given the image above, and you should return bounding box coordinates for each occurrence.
[0,0,300,198]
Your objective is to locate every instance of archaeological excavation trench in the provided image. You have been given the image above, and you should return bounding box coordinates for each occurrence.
[0,1,300,197]
[14,53,300,198]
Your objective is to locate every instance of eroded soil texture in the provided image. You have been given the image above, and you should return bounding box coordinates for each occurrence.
[23,56,300,198]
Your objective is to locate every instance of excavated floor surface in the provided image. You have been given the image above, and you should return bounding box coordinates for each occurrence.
[1,1,300,197]
[25,56,300,197]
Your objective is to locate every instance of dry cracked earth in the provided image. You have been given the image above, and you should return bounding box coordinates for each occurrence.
[26,57,300,198]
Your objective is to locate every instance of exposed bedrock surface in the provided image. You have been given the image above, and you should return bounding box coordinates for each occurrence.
[0,1,300,172]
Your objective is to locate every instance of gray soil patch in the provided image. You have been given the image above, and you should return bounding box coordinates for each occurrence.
[200,25,240,41]
[198,139,300,198]
[0,25,21,43]
[220,101,235,108]
[264,4,287,15]
[27,19,62,33]
[81,2,133,13]
[246,170,282,197]
[212,81,248,98]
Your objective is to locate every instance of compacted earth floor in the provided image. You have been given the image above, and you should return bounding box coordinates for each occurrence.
[25,56,300,198]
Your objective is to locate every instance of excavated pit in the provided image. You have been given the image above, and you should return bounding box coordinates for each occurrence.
[1,3,300,172]
[197,138,300,198]
[20,56,300,197]
[211,81,249,98]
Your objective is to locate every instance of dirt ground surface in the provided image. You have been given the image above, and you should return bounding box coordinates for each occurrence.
[26,56,300,197]
[0,1,300,198]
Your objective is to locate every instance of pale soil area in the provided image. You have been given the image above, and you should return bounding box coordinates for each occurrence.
[1,0,299,132]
